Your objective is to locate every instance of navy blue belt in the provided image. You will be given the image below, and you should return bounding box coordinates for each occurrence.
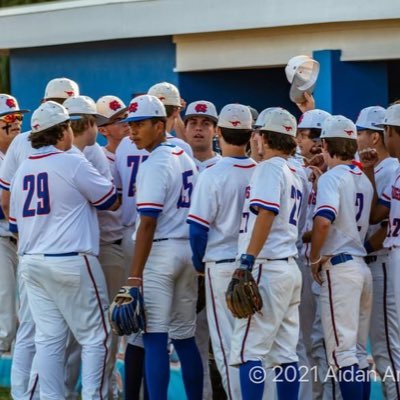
[44,252,79,257]
[330,253,353,265]
[365,255,377,265]
[215,258,236,264]
[153,238,169,243]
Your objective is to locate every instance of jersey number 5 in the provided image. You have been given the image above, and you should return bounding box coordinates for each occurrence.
[177,170,194,208]
[23,173,50,217]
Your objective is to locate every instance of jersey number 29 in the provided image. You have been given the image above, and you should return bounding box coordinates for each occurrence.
[23,173,50,217]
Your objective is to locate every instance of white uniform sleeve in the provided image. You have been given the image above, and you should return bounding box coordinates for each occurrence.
[73,157,117,210]
[314,173,340,221]
[9,177,19,233]
[187,171,217,229]
[136,157,170,214]
[249,162,282,215]
[0,135,22,190]
[83,143,113,181]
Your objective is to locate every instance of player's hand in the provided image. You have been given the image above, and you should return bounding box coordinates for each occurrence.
[296,92,315,113]
[180,98,187,112]
[358,148,379,170]
[308,166,324,192]
[310,256,329,285]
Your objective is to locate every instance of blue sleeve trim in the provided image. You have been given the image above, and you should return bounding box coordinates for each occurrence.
[314,209,336,222]
[250,204,279,216]
[94,192,118,210]
[0,184,9,191]
[0,207,5,220]
[189,222,208,273]
[9,223,18,233]
[378,198,391,209]
[139,210,160,218]
[187,218,210,231]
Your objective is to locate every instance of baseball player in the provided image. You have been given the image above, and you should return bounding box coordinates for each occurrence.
[0,95,28,359]
[187,104,256,399]
[148,81,187,141]
[9,101,118,399]
[230,108,303,400]
[309,116,373,400]
[0,78,80,400]
[355,106,400,399]
[184,101,221,171]
[114,94,203,400]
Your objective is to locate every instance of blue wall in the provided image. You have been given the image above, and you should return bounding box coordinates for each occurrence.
[313,50,388,121]
[179,68,299,117]
[9,36,178,132]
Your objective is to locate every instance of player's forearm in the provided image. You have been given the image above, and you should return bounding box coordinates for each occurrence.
[365,223,388,253]
[174,116,187,141]
[128,216,157,279]
[246,208,275,258]
[1,190,10,220]
[310,216,331,261]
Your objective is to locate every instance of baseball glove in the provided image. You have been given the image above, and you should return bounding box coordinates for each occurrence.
[109,286,145,336]
[226,268,263,319]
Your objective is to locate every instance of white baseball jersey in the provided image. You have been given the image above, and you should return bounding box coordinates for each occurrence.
[187,157,256,262]
[194,153,221,172]
[0,131,31,191]
[115,137,148,227]
[134,143,198,240]
[0,152,13,238]
[238,156,303,259]
[366,157,398,254]
[166,133,193,158]
[314,164,373,256]
[381,164,400,248]
[9,146,116,256]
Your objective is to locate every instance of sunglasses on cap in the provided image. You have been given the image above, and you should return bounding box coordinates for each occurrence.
[0,113,24,124]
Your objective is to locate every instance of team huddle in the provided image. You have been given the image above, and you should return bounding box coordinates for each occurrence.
[0,77,400,400]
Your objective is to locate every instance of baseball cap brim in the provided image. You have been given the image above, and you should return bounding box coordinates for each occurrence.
[69,113,109,127]
[356,125,384,131]
[120,115,160,123]
[183,113,218,123]
[108,107,128,121]
[0,109,30,117]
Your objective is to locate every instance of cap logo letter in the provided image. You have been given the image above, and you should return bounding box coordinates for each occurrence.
[64,91,74,97]
[5,98,16,108]
[283,125,293,132]
[230,120,241,127]
[129,102,138,113]
[33,123,40,130]
[344,129,353,136]
[195,103,207,113]
[109,100,122,111]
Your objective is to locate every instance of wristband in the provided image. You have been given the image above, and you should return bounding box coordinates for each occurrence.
[239,253,255,271]
[310,257,321,265]
[128,277,142,282]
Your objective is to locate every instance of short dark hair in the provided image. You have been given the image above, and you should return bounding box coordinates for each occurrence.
[164,105,179,118]
[71,115,96,136]
[29,121,70,149]
[361,128,385,142]
[220,127,252,146]
[323,137,358,160]
[260,130,297,155]
[150,117,167,129]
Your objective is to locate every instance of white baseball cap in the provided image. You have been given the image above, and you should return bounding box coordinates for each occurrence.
[44,78,80,100]
[184,100,218,123]
[96,95,128,120]
[64,95,109,126]
[285,55,319,103]
[218,104,253,130]
[147,82,181,107]
[121,95,167,123]
[31,101,70,133]
[355,106,385,131]
[260,108,297,137]
[298,109,331,129]
[320,115,357,140]
[379,104,400,128]
[0,94,29,117]
[254,107,283,129]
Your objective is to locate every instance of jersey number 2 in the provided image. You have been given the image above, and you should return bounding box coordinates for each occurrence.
[289,185,303,226]
[177,170,194,208]
[23,173,50,217]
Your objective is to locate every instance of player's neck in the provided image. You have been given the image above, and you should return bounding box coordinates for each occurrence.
[221,144,246,158]
[105,138,121,154]
[374,145,390,164]
[0,141,9,155]
[194,148,215,162]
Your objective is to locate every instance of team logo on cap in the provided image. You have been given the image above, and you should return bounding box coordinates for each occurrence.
[109,100,122,111]
[344,129,354,136]
[195,103,208,113]
[158,96,166,101]
[33,123,40,130]
[5,98,16,109]
[283,125,293,132]
[64,91,75,97]
[129,102,138,113]
[230,120,241,127]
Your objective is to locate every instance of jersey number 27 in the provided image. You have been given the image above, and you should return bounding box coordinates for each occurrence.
[23,173,50,217]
